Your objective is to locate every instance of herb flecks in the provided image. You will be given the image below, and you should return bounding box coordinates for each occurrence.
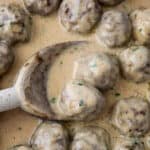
[74,47,78,50]
[18,127,22,131]
[132,47,138,51]
[60,61,63,65]
[139,28,142,32]
[79,100,84,107]
[115,93,121,97]
[77,82,83,86]
[50,97,57,103]
[90,63,97,68]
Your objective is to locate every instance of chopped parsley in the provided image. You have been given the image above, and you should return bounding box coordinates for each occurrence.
[18,127,22,131]
[60,61,63,64]
[77,82,83,86]
[50,97,56,103]
[79,100,84,107]
[74,47,78,50]
[90,63,97,68]
[139,28,142,32]
[132,47,138,51]
[115,93,121,97]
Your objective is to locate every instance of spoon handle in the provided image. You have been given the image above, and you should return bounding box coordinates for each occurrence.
[0,87,20,112]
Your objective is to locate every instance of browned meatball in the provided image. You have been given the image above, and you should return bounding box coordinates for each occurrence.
[112,97,150,137]
[0,4,32,45]
[96,10,131,47]
[23,0,61,16]
[59,0,101,33]
[0,41,14,76]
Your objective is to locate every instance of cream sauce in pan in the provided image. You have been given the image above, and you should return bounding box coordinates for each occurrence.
[0,0,150,149]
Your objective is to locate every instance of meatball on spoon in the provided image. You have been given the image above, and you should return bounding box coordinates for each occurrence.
[0,41,105,121]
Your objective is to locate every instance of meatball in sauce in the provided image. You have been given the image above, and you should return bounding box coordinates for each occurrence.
[119,46,150,83]
[71,126,111,150]
[50,80,106,120]
[73,52,119,90]
[0,41,14,76]
[96,10,132,47]
[30,122,68,150]
[0,4,31,45]
[112,97,150,137]
[59,0,102,33]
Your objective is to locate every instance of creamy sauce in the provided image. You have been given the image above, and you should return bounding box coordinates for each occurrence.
[0,0,150,149]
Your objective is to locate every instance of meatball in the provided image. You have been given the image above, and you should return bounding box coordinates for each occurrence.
[50,80,105,120]
[73,52,119,90]
[119,46,150,82]
[30,122,68,150]
[112,97,150,137]
[0,41,14,76]
[23,0,61,16]
[113,137,145,150]
[9,145,33,150]
[0,4,32,45]
[71,126,110,150]
[59,0,101,33]
[130,8,150,45]
[96,10,131,47]
[98,0,124,6]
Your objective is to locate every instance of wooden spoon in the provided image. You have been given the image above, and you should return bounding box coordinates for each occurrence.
[0,41,86,119]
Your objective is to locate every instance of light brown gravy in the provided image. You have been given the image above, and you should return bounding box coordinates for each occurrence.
[0,0,150,149]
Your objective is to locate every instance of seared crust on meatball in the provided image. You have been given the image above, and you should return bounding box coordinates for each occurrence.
[130,8,150,45]
[30,122,68,150]
[50,80,105,120]
[96,10,131,47]
[23,0,61,16]
[0,4,32,45]
[73,52,119,90]
[113,137,145,150]
[0,42,14,76]
[119,46,150,82]
[59,0,101,33]
[98,0,124,6]
[71,126,110,150]
[112,97,150,137]
[9,145,33,150]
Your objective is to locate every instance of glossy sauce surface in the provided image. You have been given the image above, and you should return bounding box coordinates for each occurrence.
[0,0,150,149]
